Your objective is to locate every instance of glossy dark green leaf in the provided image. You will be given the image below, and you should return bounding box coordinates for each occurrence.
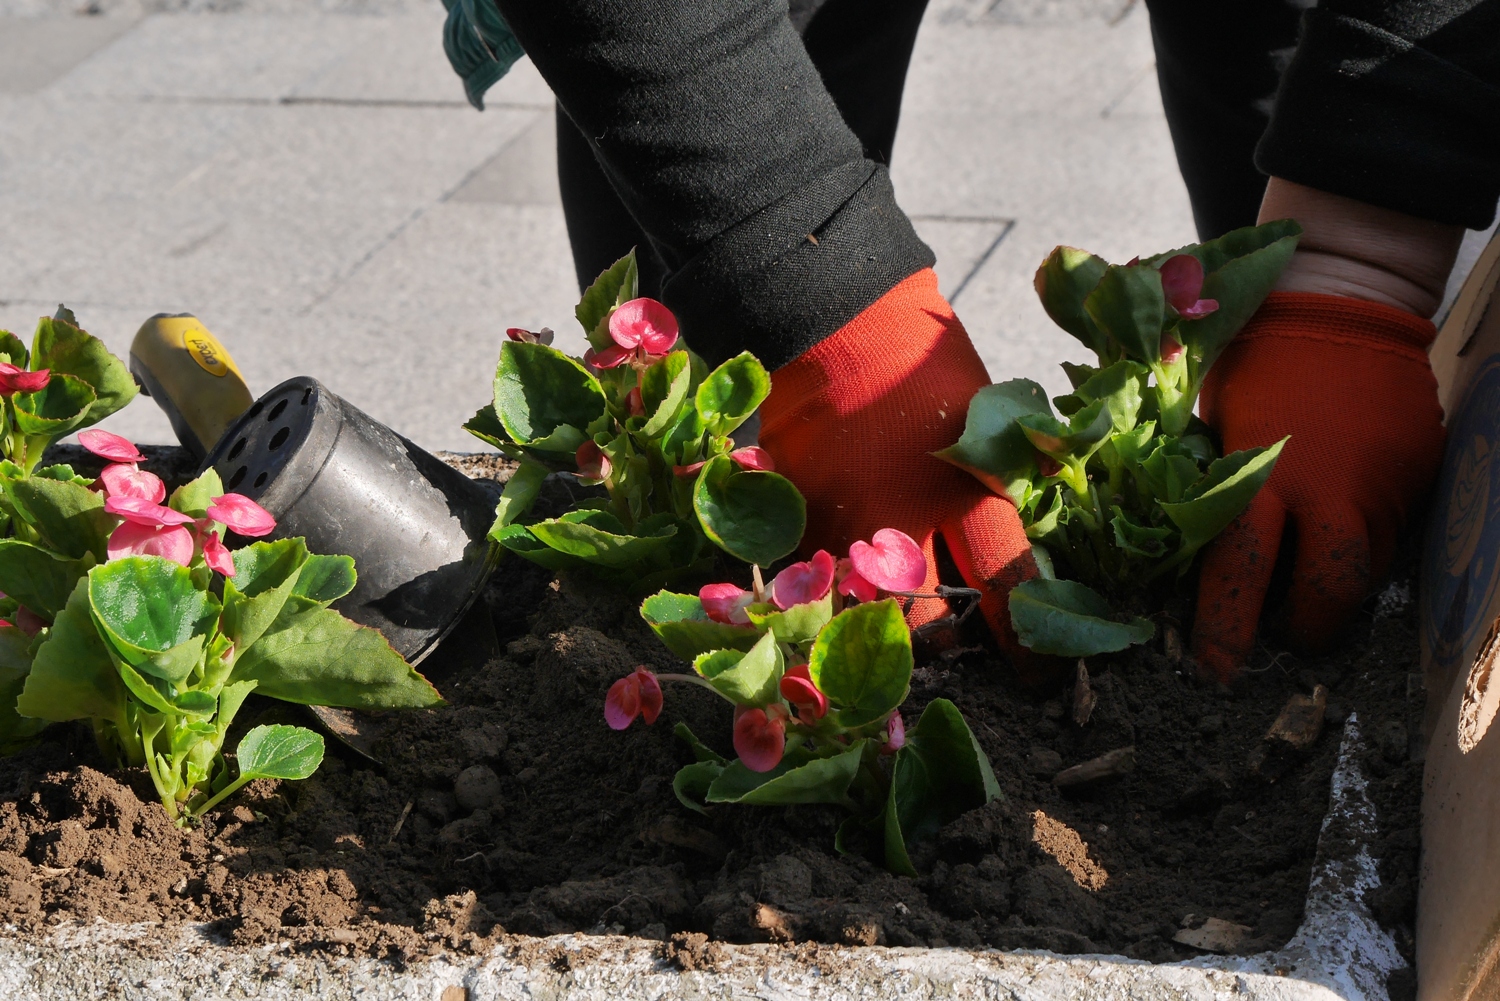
[639,590,761,660]
[692,454,805,567]
[639,351,693,437]
[528,511,679,569]
[491,522,591,572]
[0,331,28,368]
[1034,246,1112,360]
[932,379,1052,502]
[1018,399,1112,458]
[695,352,770,437]
[230,603,442,710]
[16,579,127,726]
[1064,360,1147,433]
[0,539,91,620]
[1110,507,1176,558]
[88,557,220,672]
[673,760,723,814]
[1143,219,1302,277]
[493,342,607,453]
[808,600,912,728]
[12,373,96,442]
[1008,579,1154,657]
[1159,439,1285,549]
[1084,264,1165,365]
[10,475,113,561]
[290,554,356,606]
[693,628,783,705]
[884,698,1001,875]
[29,315,138,427]
[463,402,523,457]
[575,250,638,352]
[235,723,324,782]
[1176,226,1301,374]
[706,740,867,805]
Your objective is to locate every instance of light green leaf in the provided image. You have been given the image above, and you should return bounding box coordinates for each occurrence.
[694,352,770,437]
[492,458,549,530]
[0,331,29,369]
[528,511,679,569]
[692,454,804,567]
[16,579,127,726]
[168,468,224,521]
[88,557,220,675]
[290,554,356,606]
[639,590,761,661]
[706,741,867,805]
[30,315,138,427]
[692,629,783,705]
[1007,578,1154,657]
[1084,264,1166,365]
[463,403,522,456]
[575,250,638,352]
[1055,360,1147,433]
[639,351,693,437]
[12,373,97,443]
[235,723,325,781]
[1034,246,1113,360]
[10,472,113,562]
[933,379,1052,502]
[1159,439,1286,549]
[0,539,92,620]
[808,600,912,729]
[493,342,608,453]
[744,590,832,645]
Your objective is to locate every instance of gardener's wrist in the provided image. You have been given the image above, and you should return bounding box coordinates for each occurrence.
[1258,178,1464,319]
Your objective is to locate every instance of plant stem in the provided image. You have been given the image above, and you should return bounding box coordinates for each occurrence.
[657,672,737,702]
[189,775,253,819]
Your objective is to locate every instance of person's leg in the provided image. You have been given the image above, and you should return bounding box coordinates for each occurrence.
[553,0,930,295]
[1144,0,1302,241]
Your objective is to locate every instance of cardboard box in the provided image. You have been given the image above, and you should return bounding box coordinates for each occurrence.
[1419,229,1500,1001]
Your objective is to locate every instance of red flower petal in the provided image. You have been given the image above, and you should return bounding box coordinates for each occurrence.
[100,463,165,504]
[883,711,906,754]
[78,430,146,464]
[729,446,775,472]
[207,493,276,537]
[635,669,663,725]
[673,460,707,477]
[1178,298,1219,320]
[733,706,786,773]
[107,522,195,565]
[202,530,236,576]
[14,605,45,637]
[1036,452,1063,478]
[1160,334,1185,365]
[626,386,646,418]
[575,440,611,482]
[605,674,641,730]
[105,496,195,527]
[779,664,828,720]
[700,583,754,625]
[1159,254,1206,314]
[584,344,635,369]
[848,528,927,593]
[836,564,878,603]
[610,298,679,355]
[0,367,50,394]
[769,550,834,610]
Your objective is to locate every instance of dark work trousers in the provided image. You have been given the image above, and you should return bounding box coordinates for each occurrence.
[554,0,1301,298]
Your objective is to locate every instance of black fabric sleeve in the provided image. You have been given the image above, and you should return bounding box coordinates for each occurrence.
[494,0,934,369]
[1255,0,1500,230]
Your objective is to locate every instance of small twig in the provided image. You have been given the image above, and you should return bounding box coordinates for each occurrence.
[388,799,414,845]
[1230,825,1259,845]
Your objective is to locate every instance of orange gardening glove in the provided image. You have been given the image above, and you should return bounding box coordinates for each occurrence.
[759,269,1038,654]
[1193,291,1445,680]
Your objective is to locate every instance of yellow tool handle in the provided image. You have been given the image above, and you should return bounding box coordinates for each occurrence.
[129,313,253,460]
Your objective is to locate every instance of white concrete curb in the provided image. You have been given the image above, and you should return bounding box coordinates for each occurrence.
[0,716,1403,1001]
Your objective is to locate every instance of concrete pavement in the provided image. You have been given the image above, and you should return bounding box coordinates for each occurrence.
[4,0,1201,450]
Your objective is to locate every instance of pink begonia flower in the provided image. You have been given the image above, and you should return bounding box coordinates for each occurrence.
[674,446,775,478]
[673,460,706,477]
[575,440,611,482]
[506,326,554,345]
[779,664,828,721]
[586,299,680,369]
[13,605,45,637]
[769,550,834,609]
[78,430,146,464]
[107,522,194,566]
[881,712,906,755]
[734,704,788,772]
[201,530,235,576]
[700,582,755,625]
[625,386,646,418]
[207,493,276,537]
[848,528,927,593]
[836,560,878,603]
[99,463,165,504]
[605,667,663,730]
[1158,254,1219,320]
[1036,452,1062,478]
[0,364,50,395]
[105,495,195,527]
[1160,334,1185,365]
[583,344,635,370]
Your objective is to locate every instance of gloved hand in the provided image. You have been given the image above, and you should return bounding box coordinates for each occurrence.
[1192,291,1446,680]
[759,269,1037,653]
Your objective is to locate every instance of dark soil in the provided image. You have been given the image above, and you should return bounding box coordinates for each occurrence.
[0,453,1425,966]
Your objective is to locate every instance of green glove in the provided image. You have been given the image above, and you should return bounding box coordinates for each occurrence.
[442,0,526,110]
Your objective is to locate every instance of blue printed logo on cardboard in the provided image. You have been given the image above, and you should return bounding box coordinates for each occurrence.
[1424,356,1500,676]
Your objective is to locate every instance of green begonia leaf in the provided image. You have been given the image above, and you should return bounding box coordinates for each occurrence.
[639,351,693,437]
[290,554,356,606]
[1139,439,1205,504]
[1034,246,1113,361]
[463,403,522,457]
[1176,224,1301,374]
[884,698,1001,876]
[0,539,92,620]
[216,680,259,742]
[30,315,138,427]
[1084,264,1165,365]
[1057,360,1147,434]
[933,379,1052,502]
[575,250,638,352]
[10,474,113,561]
[16,579,127,727]
[639,590,761,660]
[492,458,549,530]
[808,600,912,728]
[88,557,220,674]
[692,628,783,705]
[230,603,442,710]
[692,454,804,567]
[493,342,607,453]
[235,724,324,781]
[528,511,679,569]
[673,760,723,814]
[1159,439,1286,550]
[695,352,770,437]
[0,331,29,369]
[12,373,96,440]
[1017,399,1112,458]
[745,591,833,645]
[0,626,46,752]
[674,721,727,764]
[1111,507,1176,558]
[706,740,867,805]
[1008,579,1154,657]
[168,468,223,521]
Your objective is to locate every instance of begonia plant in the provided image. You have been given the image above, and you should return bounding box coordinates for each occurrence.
[936,222,1302,657]
[466,250,805,591]
[0,427,443,823]
[617,529,999,875]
